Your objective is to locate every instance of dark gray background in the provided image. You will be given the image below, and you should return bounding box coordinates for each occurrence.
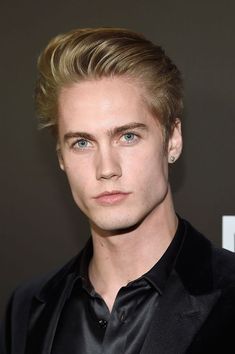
[1,0,234,319]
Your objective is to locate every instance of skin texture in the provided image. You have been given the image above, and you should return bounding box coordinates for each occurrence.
[57,77,182,310]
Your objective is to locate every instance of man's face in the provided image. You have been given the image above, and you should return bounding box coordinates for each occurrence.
[57,77,181,235]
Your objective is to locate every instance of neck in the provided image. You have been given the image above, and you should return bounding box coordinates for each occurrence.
[88,189,177,310]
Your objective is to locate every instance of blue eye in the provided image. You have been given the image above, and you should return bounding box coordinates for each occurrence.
[123,133,135,142]
[74,139,89,149]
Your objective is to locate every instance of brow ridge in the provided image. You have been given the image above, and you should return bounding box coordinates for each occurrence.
[63,122,148,142]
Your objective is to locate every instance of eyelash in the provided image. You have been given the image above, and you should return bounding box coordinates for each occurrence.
[120,132,139,144]
[70,132,140,150]
[72,139,91,149]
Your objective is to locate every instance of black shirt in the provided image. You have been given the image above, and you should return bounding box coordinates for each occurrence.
[52,219,185,354]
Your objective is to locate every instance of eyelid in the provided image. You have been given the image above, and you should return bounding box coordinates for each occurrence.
[119,131,140,143]
[120,130,140,137]
[68,130,141,149]
[71,138,92,149]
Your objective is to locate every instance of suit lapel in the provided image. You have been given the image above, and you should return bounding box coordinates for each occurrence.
[23,221,221,354]
[24,241,91,354]
[140,270,220,354]
[141,219,222,354]
[25,271,78,354]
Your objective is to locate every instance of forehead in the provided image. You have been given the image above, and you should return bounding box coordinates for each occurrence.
[57,77,157,134]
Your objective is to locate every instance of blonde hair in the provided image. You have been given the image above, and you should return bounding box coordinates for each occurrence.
[35,27,183,140]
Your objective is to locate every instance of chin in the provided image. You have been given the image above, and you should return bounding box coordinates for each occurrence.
[90,213,144,236]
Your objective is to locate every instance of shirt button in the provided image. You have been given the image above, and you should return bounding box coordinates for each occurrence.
[119,312,126,323]
[98,319,108,328]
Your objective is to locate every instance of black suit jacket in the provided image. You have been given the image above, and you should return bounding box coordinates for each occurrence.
[1,219,235,354]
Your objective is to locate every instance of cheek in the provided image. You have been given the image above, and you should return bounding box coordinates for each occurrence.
[137,157,169,207]
[65,168,90,212]
[64,161,90,194]
[125,147,168,182]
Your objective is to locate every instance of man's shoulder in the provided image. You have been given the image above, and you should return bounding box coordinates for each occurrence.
[12,252,81,305]
[0,251,84,352]
[181,218,235,289]
[212,246,235,286]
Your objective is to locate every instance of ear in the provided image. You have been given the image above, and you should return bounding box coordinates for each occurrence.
[167,119,183,163]
[56,143,65,171]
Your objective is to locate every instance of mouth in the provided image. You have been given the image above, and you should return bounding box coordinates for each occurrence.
[93,191,131,205]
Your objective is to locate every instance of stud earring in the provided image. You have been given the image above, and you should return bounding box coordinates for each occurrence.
[170,156,175,163]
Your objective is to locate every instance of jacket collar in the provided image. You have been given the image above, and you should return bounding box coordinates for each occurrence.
[140,269,220,354]
[37,218,210,304]
[175,218,215,294]
[28,219,221,354]
[35,218,216,304]
[35,238,93,303]
[140,219,221,353]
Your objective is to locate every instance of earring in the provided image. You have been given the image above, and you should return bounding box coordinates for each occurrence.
[169,156,175,163]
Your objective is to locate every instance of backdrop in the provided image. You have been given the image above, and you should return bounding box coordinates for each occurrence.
[1,0,235,319]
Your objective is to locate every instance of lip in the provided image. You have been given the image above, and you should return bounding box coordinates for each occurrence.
[93,191,131,205]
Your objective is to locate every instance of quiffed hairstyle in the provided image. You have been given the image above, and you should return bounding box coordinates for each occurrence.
[35,27,183,140]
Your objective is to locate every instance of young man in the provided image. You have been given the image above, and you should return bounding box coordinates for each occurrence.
[1,28,235,354]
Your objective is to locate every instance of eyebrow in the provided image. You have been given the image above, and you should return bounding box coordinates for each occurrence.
[63,122,148,143]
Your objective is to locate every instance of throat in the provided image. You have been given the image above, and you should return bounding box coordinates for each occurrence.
[88,210,178,311]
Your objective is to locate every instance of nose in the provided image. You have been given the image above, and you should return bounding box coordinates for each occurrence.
[95,145,122,180]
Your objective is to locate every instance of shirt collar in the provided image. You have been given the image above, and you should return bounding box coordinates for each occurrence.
[74,216,185,295]
[143,216,185,294]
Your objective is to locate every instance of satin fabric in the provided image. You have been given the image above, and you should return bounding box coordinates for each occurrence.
[52,279,159,353]
[51,220,184,354]
[3,218,235,353]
